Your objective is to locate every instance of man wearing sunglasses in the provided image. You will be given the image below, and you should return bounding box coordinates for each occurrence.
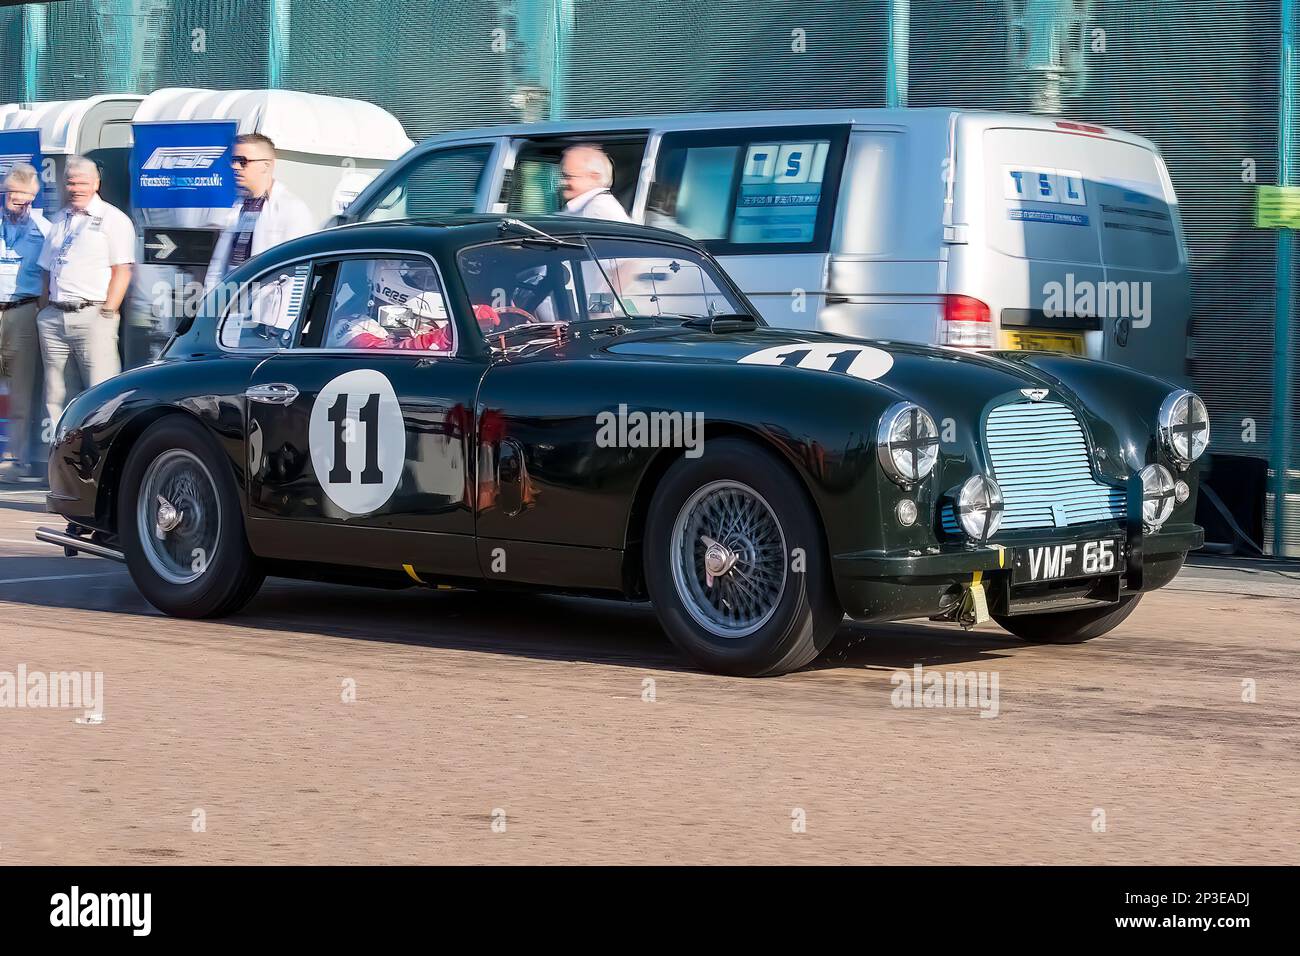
[0,162,50,483]
[203,133,314,295]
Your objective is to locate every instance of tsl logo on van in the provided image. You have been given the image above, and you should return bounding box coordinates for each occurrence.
[1004,165,1090,226]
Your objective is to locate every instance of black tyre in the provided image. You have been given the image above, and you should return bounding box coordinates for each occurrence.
[119,416,263,618]
[644,437,842,676]
[994,593,1142,644]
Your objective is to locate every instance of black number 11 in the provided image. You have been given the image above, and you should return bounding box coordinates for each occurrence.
[327,392,384,485]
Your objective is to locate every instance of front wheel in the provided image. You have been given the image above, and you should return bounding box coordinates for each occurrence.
[119,416,263,618]
[994,593,1142,644]
[644,438,843,676]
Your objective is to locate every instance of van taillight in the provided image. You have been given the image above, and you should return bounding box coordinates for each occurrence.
[941,295,994,349]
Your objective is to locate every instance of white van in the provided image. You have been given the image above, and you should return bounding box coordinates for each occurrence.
[339,108,1190,382]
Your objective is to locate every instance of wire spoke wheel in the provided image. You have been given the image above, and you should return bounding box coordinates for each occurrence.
[136,449,221,586]
[670,479,787,639]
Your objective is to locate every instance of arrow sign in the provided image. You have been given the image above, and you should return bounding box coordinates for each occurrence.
[146,233,178,260]
[141,227,219,266]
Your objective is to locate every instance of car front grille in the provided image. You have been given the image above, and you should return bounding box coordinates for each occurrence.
[941,400,1126,535]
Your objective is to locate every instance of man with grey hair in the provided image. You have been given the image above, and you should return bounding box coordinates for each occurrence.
[0,161,50,483]
[36,155,135,435]
[559,143,632,222]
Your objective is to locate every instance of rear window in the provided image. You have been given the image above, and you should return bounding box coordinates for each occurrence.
[985,128,1182,272]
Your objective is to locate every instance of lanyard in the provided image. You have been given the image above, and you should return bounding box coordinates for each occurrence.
[58,211,92,259]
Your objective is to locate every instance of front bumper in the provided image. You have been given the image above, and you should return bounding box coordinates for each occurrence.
[832,523,1202,622]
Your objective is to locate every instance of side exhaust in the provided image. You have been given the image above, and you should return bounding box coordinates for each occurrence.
[34,526,126,563]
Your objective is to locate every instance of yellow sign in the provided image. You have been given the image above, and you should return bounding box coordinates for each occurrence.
[1256,185,1300,228]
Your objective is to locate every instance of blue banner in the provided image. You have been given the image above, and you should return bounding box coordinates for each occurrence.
[131,120,237,209]
[0,128,47,208]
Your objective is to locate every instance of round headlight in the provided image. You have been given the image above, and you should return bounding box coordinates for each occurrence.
[1141,463,1177,531]
[1158,390,1210,466]
[876,402,940,487]
[956,475,1004,542]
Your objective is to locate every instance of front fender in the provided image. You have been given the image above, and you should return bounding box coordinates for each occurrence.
[47,358,255,534]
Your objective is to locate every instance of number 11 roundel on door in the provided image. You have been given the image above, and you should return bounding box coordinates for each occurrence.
[308,369,407,515]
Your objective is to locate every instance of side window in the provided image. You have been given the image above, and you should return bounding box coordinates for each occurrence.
[504,136,646,218]
[646,126,847,253]
[316,257,454,353]
[218,262,311,350]
[360,144,493,222]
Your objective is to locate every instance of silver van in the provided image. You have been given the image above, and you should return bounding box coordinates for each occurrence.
[338,108,1190,381]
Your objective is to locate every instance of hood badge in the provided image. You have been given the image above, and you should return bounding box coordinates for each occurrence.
[1020,388,1049,402]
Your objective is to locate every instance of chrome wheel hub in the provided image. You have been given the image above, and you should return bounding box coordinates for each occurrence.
[136,450,220,586]
[701,534,739,584]
[670,480,787,639]
[154,495,183,536]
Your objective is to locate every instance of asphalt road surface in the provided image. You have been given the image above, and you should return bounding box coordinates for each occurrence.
[1,487,1296,865]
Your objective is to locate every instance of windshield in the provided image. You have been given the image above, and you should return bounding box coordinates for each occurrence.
[455,236,749,338]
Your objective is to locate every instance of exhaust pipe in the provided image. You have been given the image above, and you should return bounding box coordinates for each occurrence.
[34,526,126,563]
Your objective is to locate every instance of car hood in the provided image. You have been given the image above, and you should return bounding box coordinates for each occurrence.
[602,326,1062,407]
[600,325,1152,482]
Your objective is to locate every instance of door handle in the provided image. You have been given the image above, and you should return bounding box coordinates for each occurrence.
[245,383,300,405]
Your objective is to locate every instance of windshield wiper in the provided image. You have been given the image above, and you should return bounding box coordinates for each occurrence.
[498,218,585,249]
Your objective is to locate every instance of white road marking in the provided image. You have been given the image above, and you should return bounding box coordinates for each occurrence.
[0,572,121,586]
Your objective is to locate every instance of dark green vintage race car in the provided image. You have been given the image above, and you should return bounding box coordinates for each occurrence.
[40,215,1207,676]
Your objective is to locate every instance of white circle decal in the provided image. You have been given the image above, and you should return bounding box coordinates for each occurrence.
[308,369,406,515]
[738,342,894,380]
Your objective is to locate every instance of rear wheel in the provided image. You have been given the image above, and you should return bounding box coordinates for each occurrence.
[644,438,842,676]
[119,417,263,618]
[994,594,1142,644]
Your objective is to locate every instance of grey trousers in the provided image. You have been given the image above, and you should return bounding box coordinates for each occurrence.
[37,303,121,436]
[0,300,41,465]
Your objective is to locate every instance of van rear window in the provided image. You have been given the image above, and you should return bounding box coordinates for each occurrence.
[984,129,1182,272]
[647,126,848,255]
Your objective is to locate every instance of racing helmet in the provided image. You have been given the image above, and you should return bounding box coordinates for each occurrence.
[369,258,441,310]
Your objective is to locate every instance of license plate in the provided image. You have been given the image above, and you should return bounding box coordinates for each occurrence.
[1014,538,1123,583]
[1005,330,1086,355]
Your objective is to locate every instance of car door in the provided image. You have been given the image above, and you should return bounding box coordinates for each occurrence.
[240,251,486,579]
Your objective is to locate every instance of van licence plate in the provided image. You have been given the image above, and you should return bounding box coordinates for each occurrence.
[1005,330,1085,355]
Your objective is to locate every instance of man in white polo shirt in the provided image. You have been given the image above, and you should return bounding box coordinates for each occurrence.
[37,155,135,431]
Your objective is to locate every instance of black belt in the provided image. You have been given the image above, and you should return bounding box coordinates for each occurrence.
[0,296,38,311]
[49,300,103,312]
